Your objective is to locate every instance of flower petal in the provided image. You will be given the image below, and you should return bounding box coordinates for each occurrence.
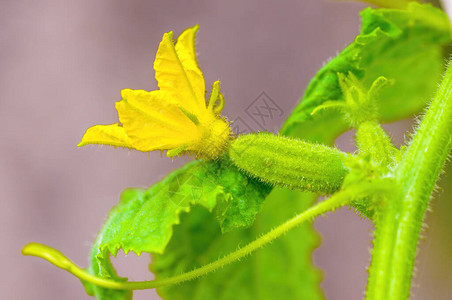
[116,89,200,151]
[78,123,133,148]
[175,25,206,104]
[154,25,206,116]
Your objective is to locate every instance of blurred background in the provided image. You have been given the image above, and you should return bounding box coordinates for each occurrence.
[1,0,451,299]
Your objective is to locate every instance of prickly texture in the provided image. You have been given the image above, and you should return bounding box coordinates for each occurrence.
[356,121,397,168]
[229,133,349,194]
[366,61,452,300]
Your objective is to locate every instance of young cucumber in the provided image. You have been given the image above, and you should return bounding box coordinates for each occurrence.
[229,133,349,194]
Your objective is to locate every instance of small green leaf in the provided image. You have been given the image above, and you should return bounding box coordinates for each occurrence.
[281,3,451,143]
[84,157,271,299]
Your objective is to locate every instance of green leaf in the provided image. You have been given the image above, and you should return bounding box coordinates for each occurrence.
[150,188,323,300]
[281,3,451,144]
[84,157,271,299]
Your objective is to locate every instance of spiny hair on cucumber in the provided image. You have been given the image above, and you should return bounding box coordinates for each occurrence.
[229,133,349,194]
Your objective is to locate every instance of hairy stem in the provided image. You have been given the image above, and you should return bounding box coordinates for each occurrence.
[355,120,396,167]
[366,62,452,300]
[23,181,388,290]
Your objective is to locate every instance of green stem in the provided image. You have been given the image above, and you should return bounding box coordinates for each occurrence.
[366,62,452,300]
[355,120,396,167]
[23,181,388,290]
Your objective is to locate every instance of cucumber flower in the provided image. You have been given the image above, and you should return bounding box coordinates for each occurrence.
[78,25,231,159]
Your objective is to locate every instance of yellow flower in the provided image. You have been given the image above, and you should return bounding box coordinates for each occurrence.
[78,25,231,159]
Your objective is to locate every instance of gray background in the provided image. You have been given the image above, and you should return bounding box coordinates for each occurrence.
[1,0,451,299]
